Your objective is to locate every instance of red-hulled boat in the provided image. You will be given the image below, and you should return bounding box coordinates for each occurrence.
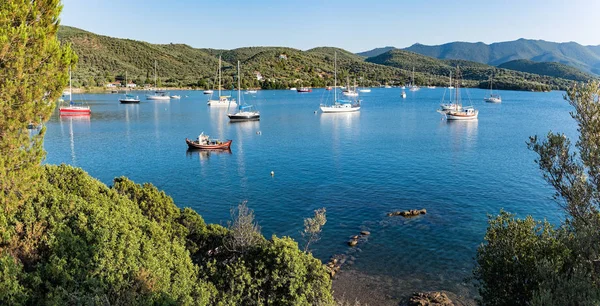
[297,87,312,92]
[186,133,232,150]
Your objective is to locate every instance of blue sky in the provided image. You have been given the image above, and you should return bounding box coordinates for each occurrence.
[60,0,600,52]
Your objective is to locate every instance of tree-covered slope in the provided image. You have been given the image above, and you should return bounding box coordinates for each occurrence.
[58,26,586,91]
[356,46,396,58]
[366,49,578,91]
[498,59,594,82]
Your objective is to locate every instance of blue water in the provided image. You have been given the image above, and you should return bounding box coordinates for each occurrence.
[44,88,576,296]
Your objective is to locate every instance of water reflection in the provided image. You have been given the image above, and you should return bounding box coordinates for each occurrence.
[59,115,91,166]
[319,112,360,156]
[186,148,232,163]
[208,107,229,140]
[443,119,479,151]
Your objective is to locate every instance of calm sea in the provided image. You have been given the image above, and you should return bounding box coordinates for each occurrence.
[44,87,576,297]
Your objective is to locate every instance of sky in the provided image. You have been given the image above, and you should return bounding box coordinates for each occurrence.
[60,0,600,52]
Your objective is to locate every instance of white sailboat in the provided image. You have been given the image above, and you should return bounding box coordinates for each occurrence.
[228,61,260,121]
[59,68,91,115]
[342,77,359,97]
[441,67,478,120]
[146,61,170,100]
[401,90,407,98]
[320,52,360,113]
[484,74,502,103]
[440,71,460,111]
[208,56,237,107]
[119,71,140,103]
[409,67,420,91]
[204,64,218,94]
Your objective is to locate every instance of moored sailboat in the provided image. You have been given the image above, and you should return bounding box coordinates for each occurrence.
[208,56,237,107]
[228,61,260,122]
[146,61,170,100]
[484,73,502,103]
[320,52,360,113]
[441,67,478,120]
[59,68,91,115]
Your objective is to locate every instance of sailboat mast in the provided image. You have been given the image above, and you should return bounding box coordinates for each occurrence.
[334,52,337,102]
[154,60,157,89]
[237,61,240,106]
[69,67,72,103]
[218,56,222,97]
[125,71,127,91]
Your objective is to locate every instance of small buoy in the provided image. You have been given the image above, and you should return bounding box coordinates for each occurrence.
[270,171,275,176]
[314,110,317,114]
[256,131,262,135]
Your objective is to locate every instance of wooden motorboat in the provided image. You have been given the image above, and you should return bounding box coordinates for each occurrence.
[186,133,232,150]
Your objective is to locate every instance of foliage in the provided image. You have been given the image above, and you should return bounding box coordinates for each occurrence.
[0,0,76,213]
[498,59,595,82]
[224,201,264,255]
[474,81,600,305]
[473,211,569,305]
[57,26,580,91]
[302,208,327,253]
[366,49,575,91]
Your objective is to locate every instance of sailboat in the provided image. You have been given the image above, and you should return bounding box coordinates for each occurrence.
[59,68,91,115]
[320,52,361,113]
[208,56,237,107]
[342,77,359,97]
[441,67,478,120]
[228,61,260,121]
[146,61,170,100]
[409,67,420,91]
[204,65,217,94]
[440,71,460,111]
[484,74,502,103]
[358,78,371,93]
[119,71,140,103]
[427,76,436,89]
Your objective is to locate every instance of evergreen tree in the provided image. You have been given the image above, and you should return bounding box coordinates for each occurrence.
[0,0,76,212]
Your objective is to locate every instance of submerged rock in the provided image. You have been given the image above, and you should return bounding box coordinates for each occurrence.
[408,291,454,306]
[387,209,427,217]
[348,239,358,247]
[360,230,370,236]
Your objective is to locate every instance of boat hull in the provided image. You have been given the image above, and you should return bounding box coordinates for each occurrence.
[146,96,170,100]
[484,97,502,103]
[227,113,260,121]
[186,138,232,150]
[207,100,237,107]
[320,105,360,113]
[59,107,91,115]
[203,90,213,94]
[445,110,479,120]
[119,99,140,104]
[297,88,312,92]
[358,89,371,93]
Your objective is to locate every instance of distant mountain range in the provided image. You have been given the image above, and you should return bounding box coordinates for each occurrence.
[58,26,583,91]
[402,39,600,75]
[356,46,395,58]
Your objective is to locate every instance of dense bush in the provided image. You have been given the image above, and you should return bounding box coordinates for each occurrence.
[474,82,600,305]
[0,166,334,305]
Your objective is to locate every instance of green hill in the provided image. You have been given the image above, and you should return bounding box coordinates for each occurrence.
[404,39,600,75]
[58,26,581,91]
[356,46,396,58]
[498,59,594,82]
[366,49,577,91]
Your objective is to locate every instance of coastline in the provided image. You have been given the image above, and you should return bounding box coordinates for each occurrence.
[332,268,477,306]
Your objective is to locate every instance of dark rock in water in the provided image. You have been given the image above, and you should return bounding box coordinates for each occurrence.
[351,235,359,240]
[407,291,454,306]
[360,230,370,236]
[388,209,427,217]
[348,239,358,247]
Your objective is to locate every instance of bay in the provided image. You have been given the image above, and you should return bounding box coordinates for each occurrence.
[44,87,575,298]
